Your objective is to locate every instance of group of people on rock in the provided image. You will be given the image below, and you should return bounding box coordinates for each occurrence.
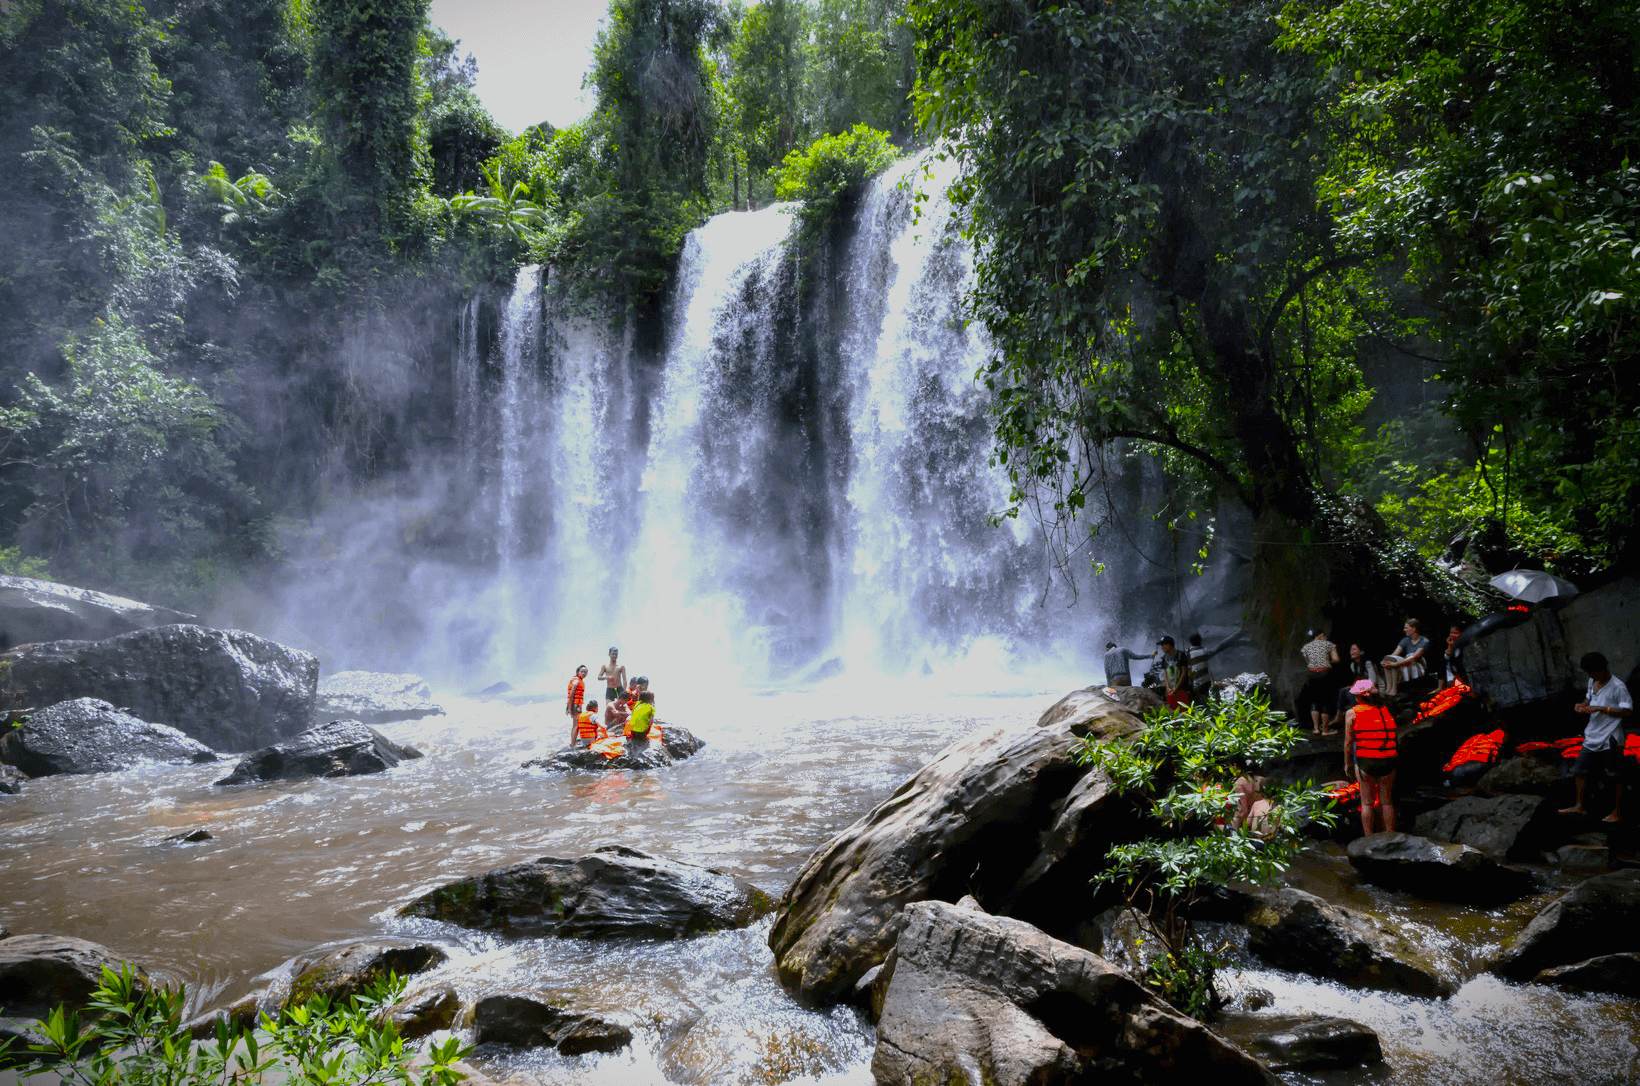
[1103,629,1242,708]
[564,646,657,750]
[1297,617,1464,737]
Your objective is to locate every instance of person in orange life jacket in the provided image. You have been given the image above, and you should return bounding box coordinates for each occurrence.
[571,700,604,748]
[1344,679,1398,836]
[627,690,656,748]
[565,664,589,740]
[1558,651,1634,823]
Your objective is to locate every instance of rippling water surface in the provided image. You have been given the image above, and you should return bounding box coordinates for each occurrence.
[2,685,1636,1085]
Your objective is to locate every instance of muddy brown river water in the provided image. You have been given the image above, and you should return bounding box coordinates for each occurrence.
[2,687,1636,1084]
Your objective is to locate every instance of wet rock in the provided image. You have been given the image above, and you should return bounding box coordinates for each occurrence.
[401,845,771,938]
[1346,832,1535,904]
[315,671,444,725]
[0,934,144,1020]
[1236,886,1454,998]
[1490,870,1640,979]
[1414,793,1554,859]
[1211,672,1272,703]
[184,992,262,1039]
[871,901,1275,1086]
[994,767,1126,925]
[770,691,1144,1003]
[1533,953,1640,997]
[1477,756,1564,797]
[282,941,448,1007]
[1035,684,1160,729]
[473,995,632,1054]
[1546,833,1610,871]
[214,721,422,786]
[161,829,214,845]
[0,764,25,795]
[0,698,216,777]
[0,574,194,648]
[1258,732,1344,789]
[1,1016,49,1052]
[384,983,461,1039]
[522,725,705,772]
[2,624,319,751]
[1220,1014,1383,1072]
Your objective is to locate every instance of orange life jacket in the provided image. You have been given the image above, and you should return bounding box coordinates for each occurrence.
[1514,740,1556,754]
[1352,704,1397,759]
[567,675,585,711]
[1329,781,1361,806]
[1442,729,1505,773]
[575,710,603,742]
[1627,734,1640,763]
[1412,680,1470,724]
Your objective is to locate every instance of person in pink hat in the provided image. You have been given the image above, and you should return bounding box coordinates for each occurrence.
[1342,678,1398,836]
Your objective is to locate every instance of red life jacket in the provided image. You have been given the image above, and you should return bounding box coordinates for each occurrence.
[1627,734,1640,763]
[1514,741,1556,754]
[1329,781,1361,807]
[1352,704,1397,759]
[567,675,585,711]
[1442,729,1505,773]
[1412,681,1470,724]
[575,710,602,741]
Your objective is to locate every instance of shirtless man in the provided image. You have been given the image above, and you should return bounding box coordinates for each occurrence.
[598,647,627,704]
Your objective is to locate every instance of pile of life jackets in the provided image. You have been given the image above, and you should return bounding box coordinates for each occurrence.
[1411,680,1471,725]
[1328,781,1361,807]
[1543,734,1640,764]
[1515,737,1582,756]
[590,721,666,761]
[1442,729,1506,774]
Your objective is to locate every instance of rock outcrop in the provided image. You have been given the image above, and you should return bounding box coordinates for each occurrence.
[1414,793,1553,859]
[1219,1014,1383,1072]
[315,671,444,725]
[472,995,632,1054]
[281,941,448,1007]
[870,901,1275,1086]
[770,691,1143,1003]
[1346,832,1535,904]
[3,625,319,751]
[214,721,422,786]
[522,725,705,772]
[401,845,771,939]
[0,934,144,1020]
[1476,756,1564,797]
[1229,886,1454,998]
[0,575,194,649]
[384,983,462,1039]
[1490,870,1640,980]
[1533,953,1640,997]
[0,698,215,777]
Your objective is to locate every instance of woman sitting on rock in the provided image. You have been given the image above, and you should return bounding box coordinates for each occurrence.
[1343,679,1397,836]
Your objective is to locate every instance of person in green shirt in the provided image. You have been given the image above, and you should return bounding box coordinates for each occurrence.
[628,691,656,747]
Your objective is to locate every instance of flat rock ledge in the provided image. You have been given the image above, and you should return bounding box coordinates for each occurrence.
[214,721,422,786]
[400,845,772,939]
[522,725,705,772]
[870,901,1276,1086]
[315,671,444,725]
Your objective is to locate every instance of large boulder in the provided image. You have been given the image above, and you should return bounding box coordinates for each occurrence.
[280,941,448,1007]
[315,671,444,725]
[1346,832,1535,904]
[1463,608,1575,708]
[1533,953,1640,997]
[384,983,461,1040]
[400,845,772,939]
[0,698,215,777]
[2,625,318,751]
[214,721,422,786]
[1476,756,1564,797]
[522,725,705,772]
[1414,793,1554,859]
[0,934,144,1020]
[1235,886,1454,998]
[1490,870,1640,979]
[1217,1014,1383,1072]
[472,995,631,1055]
[770,692,1143,1003]
[1035,683,1160,729]
[871,901,1275,1086]
[0,575,194,649]
[1557,576,1640,690]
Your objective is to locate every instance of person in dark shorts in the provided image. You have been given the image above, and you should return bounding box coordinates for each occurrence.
[1103,640,1149,687]
[1559,651,1633,822]
[1344,679,1398,836]
[598,646,627,704]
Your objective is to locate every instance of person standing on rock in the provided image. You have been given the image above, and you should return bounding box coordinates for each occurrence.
[1343,679,1397,836]
[565,664,588,742]
[1187,629,1242,700]
[1155,637,1192,709]
[1299,628,1340,735]
[1103,640,1149,687]
[598,647,627,706]
[1559,652,1633,823]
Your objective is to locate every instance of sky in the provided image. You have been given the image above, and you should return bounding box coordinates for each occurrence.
[428,0,609,133]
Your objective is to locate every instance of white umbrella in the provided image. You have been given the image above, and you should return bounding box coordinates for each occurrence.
[1488,569,1580,604]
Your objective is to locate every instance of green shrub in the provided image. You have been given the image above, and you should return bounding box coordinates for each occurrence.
[0,964,470,1084]
[770,124,899,235]
[1075,693,1338,1017]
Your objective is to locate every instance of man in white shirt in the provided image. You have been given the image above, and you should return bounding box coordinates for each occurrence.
[1559,651,1634,823]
